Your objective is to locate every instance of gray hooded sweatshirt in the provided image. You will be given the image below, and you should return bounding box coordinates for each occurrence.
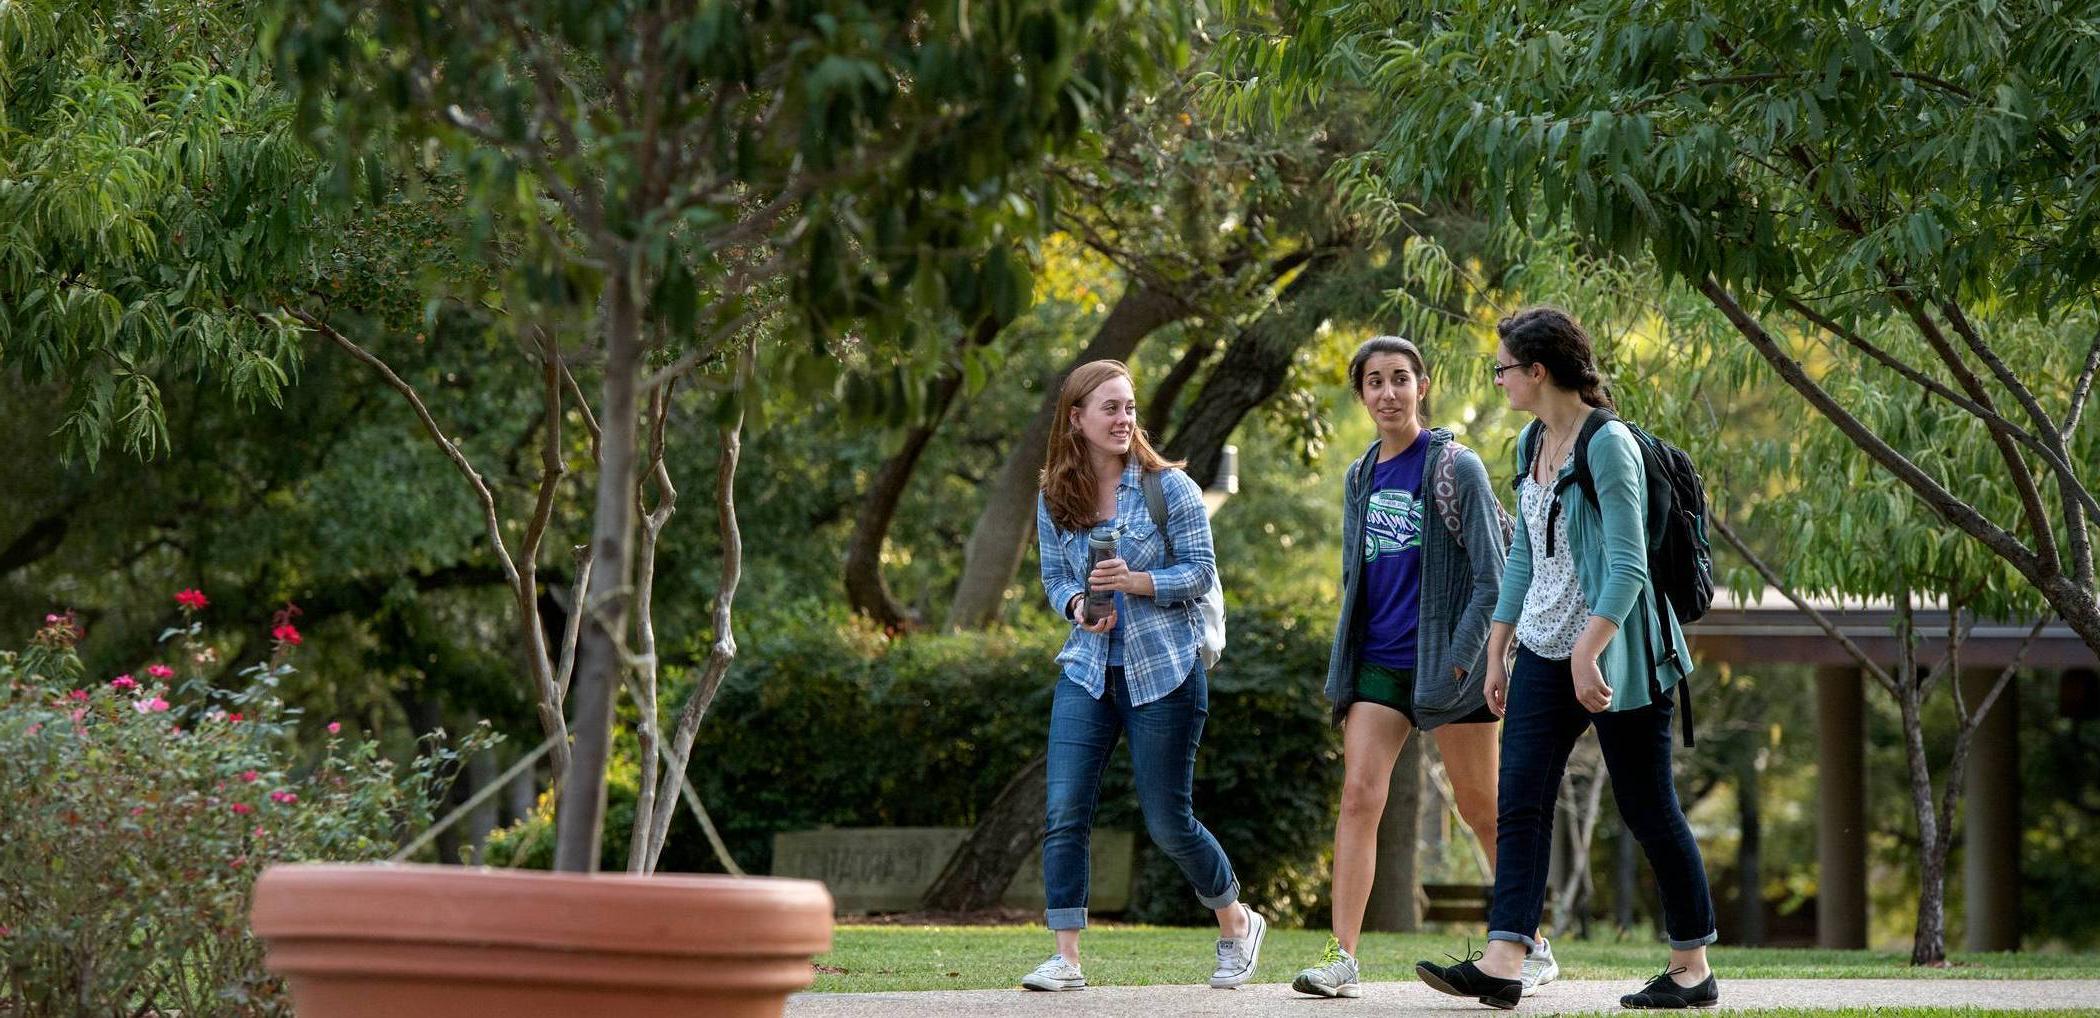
[1324,428,1507,728]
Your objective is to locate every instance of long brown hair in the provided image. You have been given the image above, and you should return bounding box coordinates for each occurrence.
[1040,360,1182,533]
[1495,306,1615,410]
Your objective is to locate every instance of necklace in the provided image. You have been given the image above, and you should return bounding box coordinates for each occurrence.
[1535,422,1578,483]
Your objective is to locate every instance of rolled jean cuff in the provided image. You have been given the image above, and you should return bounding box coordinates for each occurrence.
[1196,878,1240,912]
[1669,929,1719,950]
[1487,930,1537,949]
[1045,907,1088,931]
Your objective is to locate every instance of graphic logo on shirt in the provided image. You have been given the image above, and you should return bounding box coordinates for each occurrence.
[1362,488,1423,563]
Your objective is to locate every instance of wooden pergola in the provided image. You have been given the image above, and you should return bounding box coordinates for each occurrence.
[1688,591,2099,951]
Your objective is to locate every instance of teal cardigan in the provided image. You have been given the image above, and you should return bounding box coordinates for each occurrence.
[1493,418,1691,710]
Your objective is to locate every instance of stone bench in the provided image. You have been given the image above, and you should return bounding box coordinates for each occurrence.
[772,827,1134,914]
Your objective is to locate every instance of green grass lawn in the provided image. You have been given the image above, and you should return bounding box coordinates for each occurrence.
[810,924,2100,993]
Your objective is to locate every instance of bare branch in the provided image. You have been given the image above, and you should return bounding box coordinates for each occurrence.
[558,355,602,461]
[1963,615,2048,730]
[292,307,572,775]
[556,545,593,702]
[1711,511,1898,695]
[2068,327,2100,440]
[520,336,566,566]
[640,305,766,392]
[645,341,750,869]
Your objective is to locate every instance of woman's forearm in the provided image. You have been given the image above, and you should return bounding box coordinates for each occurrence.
[1574,615,1619,665]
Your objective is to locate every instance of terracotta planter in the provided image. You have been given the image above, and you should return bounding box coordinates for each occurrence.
[251,863,833,1018]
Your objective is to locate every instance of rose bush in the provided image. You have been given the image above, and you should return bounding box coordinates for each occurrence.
[0,595,492,1016]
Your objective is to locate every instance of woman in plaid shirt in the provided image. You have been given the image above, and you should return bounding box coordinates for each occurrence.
[1019,360,1264,993]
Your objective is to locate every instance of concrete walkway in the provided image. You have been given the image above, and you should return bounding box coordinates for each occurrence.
[788,978,2100,1016]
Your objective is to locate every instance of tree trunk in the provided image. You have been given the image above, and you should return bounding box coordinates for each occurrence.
[946,282,1183,630]
[920,753,1048,911]
[1162,256,1338,486]
[1142,335,1216,439]
[846,319,1001,629]
[1898,682,1950,965]
[1735,755,1765,946]
[553,281,644,874]
[1363,736,1424,932]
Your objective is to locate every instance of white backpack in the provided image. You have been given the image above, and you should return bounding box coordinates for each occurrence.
[1141,471,1226,668]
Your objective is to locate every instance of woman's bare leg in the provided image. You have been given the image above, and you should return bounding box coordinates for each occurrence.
[1330,701,1414,953]
[1432,720,1502,871]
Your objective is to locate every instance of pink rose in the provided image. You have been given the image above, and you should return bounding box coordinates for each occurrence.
[269,790,299,805]
[231,803,254,815]
[326,721,341,734]
[66,689,89,702]
[239,770,259,783]
[109,675,138,692]
[146,664,174,680]
[174,588,209,611]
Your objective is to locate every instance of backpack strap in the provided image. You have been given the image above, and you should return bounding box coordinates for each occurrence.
[1564,406,1618,510]
[1434,441,1466,549]
[1141,470,1174,562]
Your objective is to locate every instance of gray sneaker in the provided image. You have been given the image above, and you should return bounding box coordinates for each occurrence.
[1521,937,1559,996]
[1021,954,1086,991]
[1209,906,1267,988]
[1291,936,1361,997]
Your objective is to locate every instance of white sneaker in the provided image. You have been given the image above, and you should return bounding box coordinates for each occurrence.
[1021,954,1086,991]
[1209,906,1267,988]
[1291,936,1361,997]
[1521,937,1560,996]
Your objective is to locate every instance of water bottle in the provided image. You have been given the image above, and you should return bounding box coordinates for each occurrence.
[1085,526,1119,619]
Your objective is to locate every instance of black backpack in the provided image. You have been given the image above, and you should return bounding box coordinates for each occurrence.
[1522,408,1714,744]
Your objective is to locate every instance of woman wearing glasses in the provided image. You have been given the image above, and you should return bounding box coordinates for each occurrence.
[1414,308,1717,1010]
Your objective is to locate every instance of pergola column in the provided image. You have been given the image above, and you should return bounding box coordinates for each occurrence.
[1816,665,1868,949]
[1962,668,2022,952]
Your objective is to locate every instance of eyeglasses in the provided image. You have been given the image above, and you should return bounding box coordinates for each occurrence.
[1490,361,1532,378]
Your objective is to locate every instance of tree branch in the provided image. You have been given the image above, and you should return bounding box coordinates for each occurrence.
[1697,280,2041,579]
[1938,300,2092,581]
[1711,512,1898,695]
[2067,327,2100,440]
[291,306,572,776]
[1893,294,2061,576]
[644,341,749,870]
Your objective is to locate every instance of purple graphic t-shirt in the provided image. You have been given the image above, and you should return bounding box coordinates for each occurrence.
[1359,430,1430,669]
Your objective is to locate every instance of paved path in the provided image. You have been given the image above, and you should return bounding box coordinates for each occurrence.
[788,978,2100,1015]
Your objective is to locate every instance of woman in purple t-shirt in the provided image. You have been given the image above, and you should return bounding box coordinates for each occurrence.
[1294,336,1538,999]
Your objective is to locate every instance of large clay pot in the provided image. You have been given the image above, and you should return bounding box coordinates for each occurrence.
[251,863,832,1018]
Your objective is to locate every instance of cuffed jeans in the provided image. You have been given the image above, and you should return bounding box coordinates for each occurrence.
[1488,647,1718,950]
[1043,663,1239,930]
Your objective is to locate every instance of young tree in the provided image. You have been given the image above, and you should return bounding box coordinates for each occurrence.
[1216,0,2100,657]
[269,0,1188,872]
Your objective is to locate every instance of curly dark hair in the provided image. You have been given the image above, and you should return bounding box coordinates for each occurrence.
[1494,306,1614,410]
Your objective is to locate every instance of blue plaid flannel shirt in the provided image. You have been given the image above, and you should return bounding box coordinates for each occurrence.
[1037,462,1216,705]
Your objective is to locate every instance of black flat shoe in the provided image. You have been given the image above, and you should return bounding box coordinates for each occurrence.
[1620,966,1719,1009]
[1416,949,1523,1010]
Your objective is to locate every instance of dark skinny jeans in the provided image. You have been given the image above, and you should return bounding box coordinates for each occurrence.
[1488,646,1717,950]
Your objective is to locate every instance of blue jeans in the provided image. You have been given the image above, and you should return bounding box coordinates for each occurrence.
[1043,663,1239,930]
[1488,647,1718,950]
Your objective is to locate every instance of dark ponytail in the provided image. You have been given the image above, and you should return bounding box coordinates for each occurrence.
[1495,307,1614,410]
